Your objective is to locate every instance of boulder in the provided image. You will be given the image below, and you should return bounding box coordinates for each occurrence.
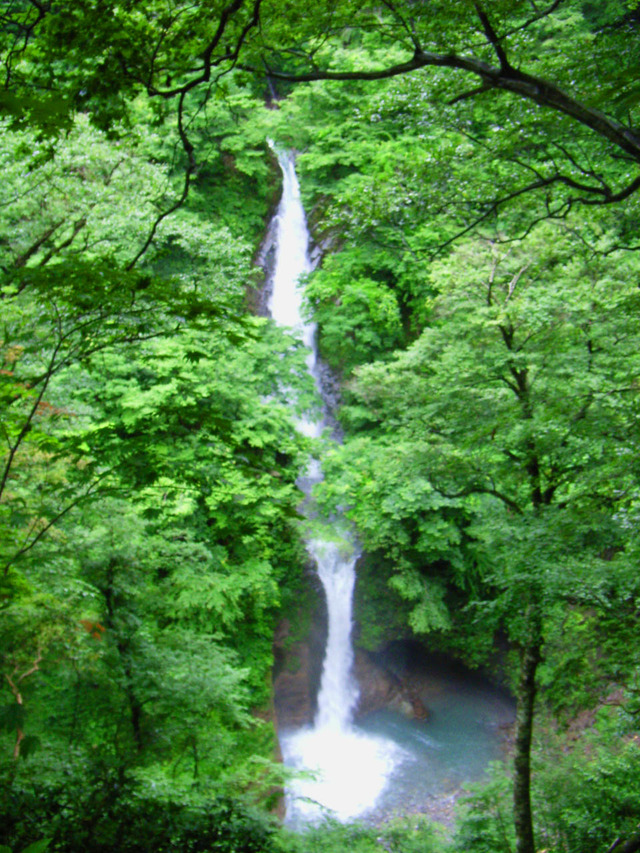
[353,649,401,717]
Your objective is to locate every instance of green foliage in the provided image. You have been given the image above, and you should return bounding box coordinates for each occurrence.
[352,553,409,651]
[538,597,640,721]
[279,820,383,853]
[3,0,640,845]
[314,272,402,368]
[303,254,405,374]
[389,570,451,635]
[0,842,51,853]
[534,736,640,853]
[278,816,442,853]
[320,220,640,645]
[0,114,168,268]
[21,843,51,853]
[0,90,72,140]
[454,734,640,853]
[0,106,268,584]
[0,757,281,853]
[0,32,314,839]
[452,764,515,853]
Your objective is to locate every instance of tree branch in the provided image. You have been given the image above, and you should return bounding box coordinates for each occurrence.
[432,481,524,515]
[606,832,640,853]
[379,0,422,52]
[502,0,566,38]
[12,219,65,270]
[1,470,113,576]
[147,0,263,99]
[474,2,512,70]
[448,84,491,105]
[263,49,640,169]
[122,0,263,268]
[125,91,194,270]
[0,341,61,505]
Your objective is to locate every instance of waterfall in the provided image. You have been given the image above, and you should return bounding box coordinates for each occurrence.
[267,147,403,825]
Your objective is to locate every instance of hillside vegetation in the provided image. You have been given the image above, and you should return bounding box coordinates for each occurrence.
[1,2,640,852]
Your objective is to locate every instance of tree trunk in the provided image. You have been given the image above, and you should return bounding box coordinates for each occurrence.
[513,633,541,853]
[607,833,640,853]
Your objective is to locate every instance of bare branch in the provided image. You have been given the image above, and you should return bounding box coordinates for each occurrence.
[474,2,511,70]
[505,264,530,303]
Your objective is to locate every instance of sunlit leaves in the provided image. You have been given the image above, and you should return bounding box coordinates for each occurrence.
[0,115,170,270]
[389,569,452,634]
[317,221,640,657]
[304,261,404,373]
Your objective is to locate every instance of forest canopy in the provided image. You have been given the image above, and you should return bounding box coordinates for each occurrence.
[2,2,640,853]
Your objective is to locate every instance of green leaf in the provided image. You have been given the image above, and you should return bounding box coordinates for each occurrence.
[20,840,52,853]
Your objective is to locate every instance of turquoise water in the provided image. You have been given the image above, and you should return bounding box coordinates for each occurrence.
[353,665,515,820]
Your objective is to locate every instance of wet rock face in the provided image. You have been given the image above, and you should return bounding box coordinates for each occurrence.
[273,639,397,729]
[272,587,327,730]
[272,637,316,728]
[352,650,401,717]
[353,649,431,721]
[273,630,435,729]
[254,216,278,317]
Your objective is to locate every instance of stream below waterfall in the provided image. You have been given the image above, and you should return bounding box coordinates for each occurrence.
[353,654,515,823]
[280,657,515,827]
[266,146,515,828]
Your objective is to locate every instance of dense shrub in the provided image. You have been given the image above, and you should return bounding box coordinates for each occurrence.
[0,767,279,853]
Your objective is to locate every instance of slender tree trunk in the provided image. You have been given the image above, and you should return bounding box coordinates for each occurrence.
[513,632,541,853]
[123,670,144,753]
[607,833,640,853]
[104,563,144,752]
[4,650,43,759]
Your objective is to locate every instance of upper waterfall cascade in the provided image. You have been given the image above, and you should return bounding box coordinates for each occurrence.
[267,147,404,824]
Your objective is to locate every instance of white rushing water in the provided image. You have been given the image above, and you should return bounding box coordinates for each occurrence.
[267,147,403,826]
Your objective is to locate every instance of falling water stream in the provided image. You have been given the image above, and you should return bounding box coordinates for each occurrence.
[267,147,404,824]
[267,148,514,826]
